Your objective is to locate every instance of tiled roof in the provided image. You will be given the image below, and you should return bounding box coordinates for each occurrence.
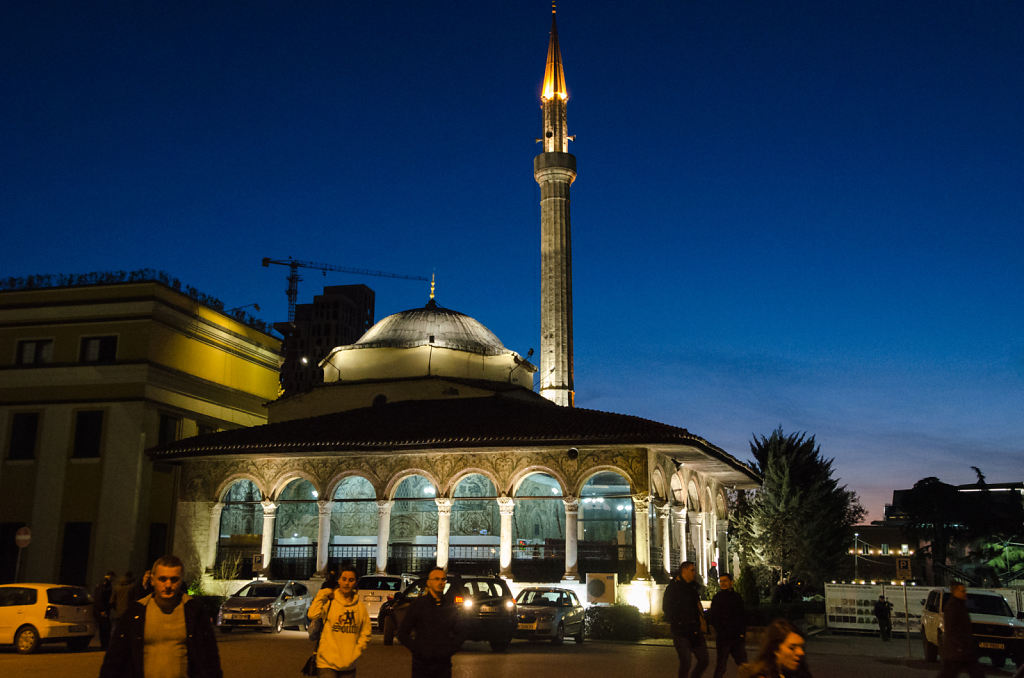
[149,394,757,482]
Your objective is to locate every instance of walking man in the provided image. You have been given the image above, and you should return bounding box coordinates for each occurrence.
[709,572,747,678]
[93,571,115,650]
[99,554,222,678]
[398,567,462,678]
[663,561,709,678]
[873,595,893,641]
[937,582,983,678]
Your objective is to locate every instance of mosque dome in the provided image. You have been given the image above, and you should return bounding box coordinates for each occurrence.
[351,299,507,356]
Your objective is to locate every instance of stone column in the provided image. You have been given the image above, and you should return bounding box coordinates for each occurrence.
[375,500,393,574]
[497,497,515,579]
[206,502,224,573]
[435,498,452,570]
[698,513,708,578]
[316,499,333,574]
[675,507,688,566]
[632,493,651,580]
[716,525,728,576]
[260,500,278,574]
[562,496,580,580]
[657,504,672,576]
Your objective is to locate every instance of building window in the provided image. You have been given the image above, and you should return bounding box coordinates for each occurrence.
[158,414,181,445]
[16,339,53,366]
[8,412,40,460]
[72,411,104,458]
[881,543,890,555]
[79,336,117,363]
[901,544,910,555]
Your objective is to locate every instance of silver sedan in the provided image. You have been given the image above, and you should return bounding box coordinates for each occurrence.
[514,587,585,644]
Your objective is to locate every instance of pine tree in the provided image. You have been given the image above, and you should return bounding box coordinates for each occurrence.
[731,427,864,589]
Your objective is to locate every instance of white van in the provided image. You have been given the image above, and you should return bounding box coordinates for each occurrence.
[920,587,1024,668]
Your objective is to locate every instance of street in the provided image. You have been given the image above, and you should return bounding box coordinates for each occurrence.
[0,629,1018,678]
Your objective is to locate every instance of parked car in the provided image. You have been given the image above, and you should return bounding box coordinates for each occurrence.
[357,574,406,627]
[0,583,95,654]
[217,580,312,633]
[920,587,1024,668]
[379,573,517,651]
[514,586,584,644]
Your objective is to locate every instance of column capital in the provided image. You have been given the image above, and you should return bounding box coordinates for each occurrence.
[317,499,334,515]
[496,496,516,514]
[562,495,579,513]
[631,493,651,512]
[260,500,278,515]
[376,498,394,511]
[434,497,453,515]
[656,503,671,518]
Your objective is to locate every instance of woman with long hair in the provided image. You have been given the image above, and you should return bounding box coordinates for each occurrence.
[738,618,812,678]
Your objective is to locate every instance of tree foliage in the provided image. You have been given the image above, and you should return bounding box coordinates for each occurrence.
[730,427,865,589]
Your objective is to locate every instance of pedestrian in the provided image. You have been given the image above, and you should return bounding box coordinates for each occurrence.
[99,554,222,678]
[306,565,372,677]
[937,582,983,678]
[111,571,136,620]
[397,567,462,678]
[708,572,748,678]
[737,618,811,678]
[132,570,153,601]
[93,571,116,650]
[321,569,339,590]
[873,595,893,641]
[663,561,709,678]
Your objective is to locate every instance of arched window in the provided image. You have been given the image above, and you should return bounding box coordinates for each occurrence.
[387,475,437,574]
[273,479,318,579]
[450,474,499,569]
[579,471,634,581]
[512,472,564,581]
[329,476,378,575]
[217,480,262,579]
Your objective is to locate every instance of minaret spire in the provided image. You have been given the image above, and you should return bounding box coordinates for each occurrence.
[535,8,577,407]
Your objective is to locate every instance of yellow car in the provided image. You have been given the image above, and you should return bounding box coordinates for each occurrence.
[0,583,95,653]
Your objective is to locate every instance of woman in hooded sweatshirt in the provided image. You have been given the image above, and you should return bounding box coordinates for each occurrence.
[738,618,812,678]
[307,565,372,678]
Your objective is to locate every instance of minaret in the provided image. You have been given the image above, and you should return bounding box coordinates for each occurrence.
[535,5,576,407]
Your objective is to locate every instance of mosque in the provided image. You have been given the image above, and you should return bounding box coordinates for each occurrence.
[154,10,759,609]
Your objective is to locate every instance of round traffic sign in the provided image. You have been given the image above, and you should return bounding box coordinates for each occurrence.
[15,526,31,548]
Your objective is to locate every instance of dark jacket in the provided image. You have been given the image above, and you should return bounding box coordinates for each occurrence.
[99,596,222,678]
[942,594,976,661]
[708,588,746,640]
[873,599,891,622]
[663,577,704,637]
[397,592,462,660]
[94,580,114,617]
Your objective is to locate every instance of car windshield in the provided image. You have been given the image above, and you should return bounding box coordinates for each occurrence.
[47,587,92,605]
[967,594,1013,617]
[517,590,562,605]
[462,581,504,598]
[358,577,402,591]
[237,583,283,598]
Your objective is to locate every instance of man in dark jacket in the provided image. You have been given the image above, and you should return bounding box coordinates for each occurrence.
[663,561,709,678]
[398,567,462,678]
[938,582,983,678]
[873,595,893,641]
[93,571,115,650]
[708,572,747,678]
[99,554,222,678]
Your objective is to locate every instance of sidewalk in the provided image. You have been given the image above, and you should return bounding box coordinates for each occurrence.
[638,630,920,660]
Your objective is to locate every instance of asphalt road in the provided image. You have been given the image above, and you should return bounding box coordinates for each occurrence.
[0,629,1018,678]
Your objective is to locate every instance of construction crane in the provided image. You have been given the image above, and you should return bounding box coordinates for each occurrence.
[262,257,430,322]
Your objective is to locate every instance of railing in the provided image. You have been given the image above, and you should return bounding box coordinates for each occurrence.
[215,545,261,579]
[387,544,436,577]
[327,544,377,576]
[271,544,316,580]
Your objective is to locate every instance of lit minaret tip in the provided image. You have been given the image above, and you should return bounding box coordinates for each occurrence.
[535,6,576,407]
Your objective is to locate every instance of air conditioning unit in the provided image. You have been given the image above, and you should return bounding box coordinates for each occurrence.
[586,572,617,604]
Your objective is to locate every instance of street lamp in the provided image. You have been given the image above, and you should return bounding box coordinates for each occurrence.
[854,532,859,581]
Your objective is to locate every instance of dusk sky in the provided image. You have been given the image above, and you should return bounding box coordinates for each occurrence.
[4,2,1022,520]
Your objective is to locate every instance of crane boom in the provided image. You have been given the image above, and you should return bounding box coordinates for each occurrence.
[262,257,430,322]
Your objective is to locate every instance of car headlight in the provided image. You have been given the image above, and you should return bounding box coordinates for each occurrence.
[505,600,515,610]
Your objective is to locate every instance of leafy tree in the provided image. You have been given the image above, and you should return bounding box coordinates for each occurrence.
[730,427,864,589]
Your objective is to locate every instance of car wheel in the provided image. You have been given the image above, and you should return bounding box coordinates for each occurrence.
[272,613,284,634]
[15,626,40,654]
[382,615,396,645]
[67,636,91,652]
[574,624,584,644]
[552,622,564,645]
[489,638,510,652]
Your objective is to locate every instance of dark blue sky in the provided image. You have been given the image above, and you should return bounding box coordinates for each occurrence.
[5,1,1022,519]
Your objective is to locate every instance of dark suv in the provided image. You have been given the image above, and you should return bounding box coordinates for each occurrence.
[379,573,517,651]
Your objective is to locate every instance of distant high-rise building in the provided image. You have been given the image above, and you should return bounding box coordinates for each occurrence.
[275,284,374,395]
